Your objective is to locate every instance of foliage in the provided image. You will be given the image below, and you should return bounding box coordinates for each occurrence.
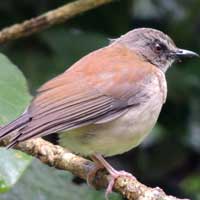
[0,54,31,125]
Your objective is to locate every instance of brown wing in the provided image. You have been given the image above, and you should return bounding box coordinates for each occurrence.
[16,44,156,142]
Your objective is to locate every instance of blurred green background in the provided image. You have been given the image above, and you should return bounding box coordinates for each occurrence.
[0,0,199,199]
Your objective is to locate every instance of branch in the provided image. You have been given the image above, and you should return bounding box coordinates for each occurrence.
[0,0,114,44]
[1,138,189,200]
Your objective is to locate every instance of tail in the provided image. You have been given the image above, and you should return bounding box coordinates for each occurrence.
[0,112,31,142]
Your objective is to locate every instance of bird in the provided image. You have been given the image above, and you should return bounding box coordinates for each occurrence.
[0,28,198,199]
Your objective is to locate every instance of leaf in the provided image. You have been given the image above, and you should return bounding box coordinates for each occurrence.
[0,53,32,192]
[0,159,122,200]
[0,148,31,193]
[0,54,31,125]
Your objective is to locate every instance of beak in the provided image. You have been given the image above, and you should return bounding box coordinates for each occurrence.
[174,48,199,58]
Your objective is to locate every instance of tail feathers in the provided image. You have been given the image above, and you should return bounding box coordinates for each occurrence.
[0,112,31,141]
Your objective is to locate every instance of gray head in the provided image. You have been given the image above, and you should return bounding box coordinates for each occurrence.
[114,28,198,72]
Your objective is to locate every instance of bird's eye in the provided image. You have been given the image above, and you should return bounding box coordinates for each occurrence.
[154,43,166,53]
[155,43,162,51]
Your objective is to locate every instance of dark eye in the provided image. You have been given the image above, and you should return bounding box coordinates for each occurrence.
[154,43,167,53]
[155,43,162,51]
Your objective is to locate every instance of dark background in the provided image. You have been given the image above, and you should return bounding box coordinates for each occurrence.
[0,0,199,199]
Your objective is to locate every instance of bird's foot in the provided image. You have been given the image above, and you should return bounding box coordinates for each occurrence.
[89,154,136,200]
[105,169,135,200]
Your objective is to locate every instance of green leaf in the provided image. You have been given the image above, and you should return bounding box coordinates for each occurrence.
[0,54,31,125]
[0,159,122,200]
[0,148,32,193]
[0,53,32,192]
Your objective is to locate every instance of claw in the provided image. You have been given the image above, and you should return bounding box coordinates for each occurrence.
[105,170,135,200]
[89,154,135,200]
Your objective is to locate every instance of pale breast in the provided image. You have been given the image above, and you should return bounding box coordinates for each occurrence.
[59,70,167,157]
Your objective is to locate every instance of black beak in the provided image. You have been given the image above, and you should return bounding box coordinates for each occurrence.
[174,48,199,58]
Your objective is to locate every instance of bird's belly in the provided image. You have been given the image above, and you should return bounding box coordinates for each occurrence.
[59,95,163,157]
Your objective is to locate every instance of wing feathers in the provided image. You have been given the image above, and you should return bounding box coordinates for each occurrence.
[32,94,107,118]
[18,95,115,141]
[18,107,112,141]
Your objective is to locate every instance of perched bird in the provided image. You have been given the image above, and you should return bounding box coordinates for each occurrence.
[0,28,198,198]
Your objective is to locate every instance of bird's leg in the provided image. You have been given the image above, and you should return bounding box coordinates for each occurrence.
[87,155,105,187]
[91,153,135,200]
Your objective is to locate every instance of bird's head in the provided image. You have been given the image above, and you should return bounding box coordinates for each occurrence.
[115,28,199,72]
